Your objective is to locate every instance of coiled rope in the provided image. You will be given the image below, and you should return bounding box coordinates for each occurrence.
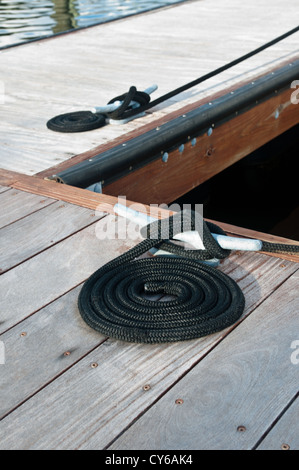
[78,211,299,343]
[46,111,106,133]
[47,25,299,132]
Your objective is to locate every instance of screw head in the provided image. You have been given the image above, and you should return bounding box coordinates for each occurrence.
[281,443,290,450]
[237,425,246,432]
[175,398,184,405]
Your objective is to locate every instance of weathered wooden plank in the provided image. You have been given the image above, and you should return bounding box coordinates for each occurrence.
[0,188,55,229]
[0,283,163,419]
[0,285,106,418]
[257,398,299,450]
[1,0,298,174]
[0,201,107,273]
[0,252,297,449]
[3,170,299,263]
[0,215,139,333]
[0,185,10,194]
[11,174,133,213]
[110,271,299,450]
[0,169,22,186]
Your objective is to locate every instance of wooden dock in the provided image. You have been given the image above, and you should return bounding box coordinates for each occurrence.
[0,170,298,450]
[1,0,299,204]
[0,0,299,451]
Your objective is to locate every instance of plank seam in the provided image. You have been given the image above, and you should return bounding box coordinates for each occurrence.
[104,265,299,449]
[0,336,110,422]
[253,392,299,450]
[0,212,108,275]
[0,198,57,231]
[0,258,297,437]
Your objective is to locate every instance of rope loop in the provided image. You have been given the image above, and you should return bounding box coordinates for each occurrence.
[106,86,151,120]
[78,210,245,343]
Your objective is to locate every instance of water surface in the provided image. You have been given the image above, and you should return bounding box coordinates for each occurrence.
[0,0,186,47]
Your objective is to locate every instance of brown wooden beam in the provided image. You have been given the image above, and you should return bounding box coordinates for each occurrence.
[103,86,298,204]
[1,168,298,263]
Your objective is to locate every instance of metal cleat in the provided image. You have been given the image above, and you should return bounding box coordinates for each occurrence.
[113,204,263,266]
[91,85,158,125]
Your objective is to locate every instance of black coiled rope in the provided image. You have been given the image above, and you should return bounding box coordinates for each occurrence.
[78,210,299,343]
[78,211,245,343]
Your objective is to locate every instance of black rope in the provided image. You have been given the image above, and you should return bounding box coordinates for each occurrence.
[46,111,105,133]
[78,210,299,343]
[78,211,244,343]
[47,25,299,132]
[106,86,151,120]
[108,25,299,121]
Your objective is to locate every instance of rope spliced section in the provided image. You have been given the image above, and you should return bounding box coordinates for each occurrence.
[78,211,245,343]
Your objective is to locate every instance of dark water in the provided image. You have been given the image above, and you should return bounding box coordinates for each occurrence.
[0,0,186,47]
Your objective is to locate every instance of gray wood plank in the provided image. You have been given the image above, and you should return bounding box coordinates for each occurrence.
[0,285,106,418]
[109,271,299,451]
[1,0,298,174]
[0,251,272,418]
[0,201,106,272]
[0,253,297,449]
[0,188,55,229]
[257,398,299,450]
[0,186,10,194]
[0,215,139,334]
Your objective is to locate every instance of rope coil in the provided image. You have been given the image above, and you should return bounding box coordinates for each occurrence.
[78,211,245,343]
[78,210,299,343]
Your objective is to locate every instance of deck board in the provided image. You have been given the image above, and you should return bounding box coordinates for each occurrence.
[0,214,139,334]
[0,200,105,272]
[110,271,299,450]
[1,0,298,175]
[0,186,9,194]
[0,0,298,450]
[257,397,299,450]
[0,189,55,229]
[0,248,296,422]
[0,186,298,449]
[0,262,298,450]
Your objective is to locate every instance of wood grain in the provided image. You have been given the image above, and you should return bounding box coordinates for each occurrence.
[0,186,10,194]
[1,0,298,175]
[38,53,299,180]
[0,285,106,419]
[1,169,298,262]
[257,398,299,450]
[0,216,140,334]
[0,188,55,229]
[0,200,106,272]
[0,251,297,448]
[110,271,299,450]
